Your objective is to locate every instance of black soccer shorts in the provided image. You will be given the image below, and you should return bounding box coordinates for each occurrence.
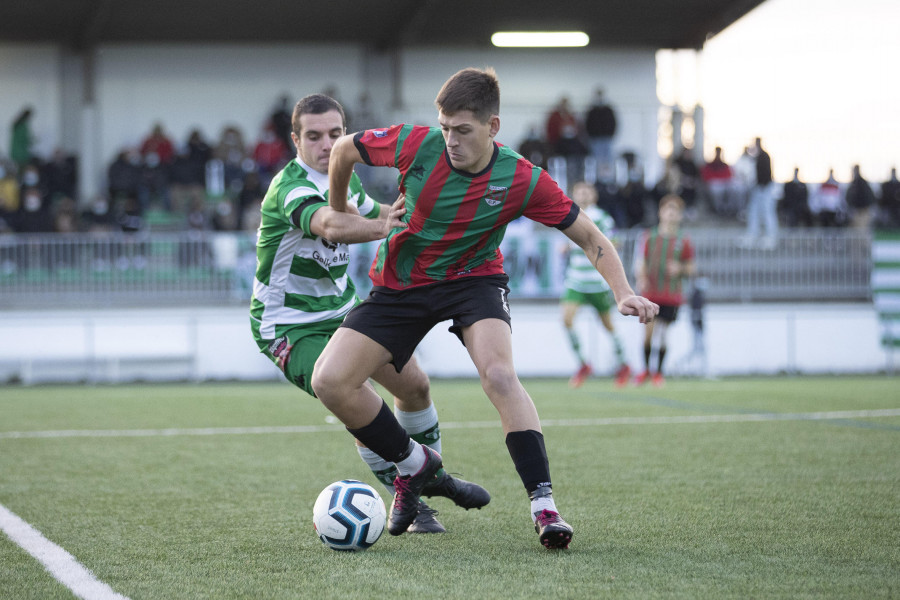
[340,274,512,372]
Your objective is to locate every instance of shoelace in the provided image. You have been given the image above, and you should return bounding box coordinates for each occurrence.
[393,476,413,504]
[534,509,560,526]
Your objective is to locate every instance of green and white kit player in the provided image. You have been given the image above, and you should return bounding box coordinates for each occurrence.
[560,181,631,388]
[250,94,489,533]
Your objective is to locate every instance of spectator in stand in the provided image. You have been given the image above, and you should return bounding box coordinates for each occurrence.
[116,195,144,233]
[518,126,550,171]
[781,167,813,227]
[211,199,237,231]
[877,167,900,228]
[270,95,294,155]
[9,107,34,171]
[80,196,117,233]
[845,164,876,230]
[169,149,201,214]
[236,170,264,231]
[742,137,777,249]
[16,177,54,233]
[545,96,588,185]
[596,164,626,228]
[253,122,290,186]
[215,125,247,194]
[732,145,755,219]
[186,129,212,189]
[673,148,700,219]
[53,196,79,234]
[811,169,845,227]
[700,146,734,217]
[0,158,19,226]
[43,149,78,203]
[584,88,617,170]
[140,123,176,166]
[651,156,682,210]
[139,147,172,210]
[107,149,143,205]
[620,176,647,228]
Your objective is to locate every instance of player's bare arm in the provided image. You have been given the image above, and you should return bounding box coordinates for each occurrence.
[308,196,406,244]
[327,134,364,212]
[563,209,659,323]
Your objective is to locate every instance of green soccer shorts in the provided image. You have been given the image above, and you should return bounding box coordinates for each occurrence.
[561,288,614,314]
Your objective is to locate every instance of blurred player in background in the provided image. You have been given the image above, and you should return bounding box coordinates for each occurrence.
[250,94,489,534]
[561,181,631,388]
[634,194,696,387]
[314,67,658,549]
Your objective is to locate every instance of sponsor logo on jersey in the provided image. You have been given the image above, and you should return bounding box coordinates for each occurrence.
[483,185,508,206]
[408,165,425,180]
[373,129,389,138]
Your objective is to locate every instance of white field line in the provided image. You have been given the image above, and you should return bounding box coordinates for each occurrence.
[0,503,129,600]
[1,409,899,440]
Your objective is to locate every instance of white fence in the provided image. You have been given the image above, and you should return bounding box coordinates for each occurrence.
[0,228,873,309]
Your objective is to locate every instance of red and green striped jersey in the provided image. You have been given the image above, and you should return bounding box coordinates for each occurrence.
[637,228,695,305]
[353,124,578,289]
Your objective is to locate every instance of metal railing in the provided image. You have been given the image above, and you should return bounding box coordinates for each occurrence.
[0,228,873,309]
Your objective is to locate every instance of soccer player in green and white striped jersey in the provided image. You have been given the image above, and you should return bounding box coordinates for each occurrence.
[561,181,631,388]
[250,94,489,534]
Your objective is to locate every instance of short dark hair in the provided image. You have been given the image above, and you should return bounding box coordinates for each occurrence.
[434,67,500,123]
[292,94,346,137]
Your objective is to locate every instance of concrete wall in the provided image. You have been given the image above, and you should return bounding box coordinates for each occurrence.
[0,302,892,385]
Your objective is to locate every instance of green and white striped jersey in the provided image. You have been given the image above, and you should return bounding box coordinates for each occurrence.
[250,158,379,343]
[563,205,617,294]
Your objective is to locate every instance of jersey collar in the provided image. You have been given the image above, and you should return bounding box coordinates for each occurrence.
[443,143,499,179]
[295,157,329,192]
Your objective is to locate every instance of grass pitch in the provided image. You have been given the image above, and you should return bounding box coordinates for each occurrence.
[1,377,898,599]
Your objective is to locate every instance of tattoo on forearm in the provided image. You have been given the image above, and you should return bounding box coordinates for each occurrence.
[594,246,604,269]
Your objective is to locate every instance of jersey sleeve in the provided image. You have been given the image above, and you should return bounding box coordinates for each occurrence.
[291,190,328,236]
[522,169,578,229]
[353,125,404,168]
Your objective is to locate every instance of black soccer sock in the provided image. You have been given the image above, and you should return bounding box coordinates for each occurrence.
[658,346,667,374]
[643,343,652,370]
[346,400,412,464]
[505,429,552,497]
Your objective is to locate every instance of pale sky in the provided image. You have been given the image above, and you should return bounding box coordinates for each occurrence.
[661,0,900,183]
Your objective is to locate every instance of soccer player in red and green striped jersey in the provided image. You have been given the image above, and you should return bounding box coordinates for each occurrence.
[313,68,659,549]
[634,194,696,387]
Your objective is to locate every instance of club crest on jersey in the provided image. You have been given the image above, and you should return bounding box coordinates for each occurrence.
[483,185,508,207]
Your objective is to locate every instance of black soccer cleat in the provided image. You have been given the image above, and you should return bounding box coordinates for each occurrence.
[406,501,446,534]
[387,445,443,536]
[534,509,574,549]
[423,471,491,510]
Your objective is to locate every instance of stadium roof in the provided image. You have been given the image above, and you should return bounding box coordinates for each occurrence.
[0,0,766,50]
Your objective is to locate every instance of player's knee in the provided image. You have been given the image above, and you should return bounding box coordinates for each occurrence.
[479,363,519,398]
[311,361,340,403]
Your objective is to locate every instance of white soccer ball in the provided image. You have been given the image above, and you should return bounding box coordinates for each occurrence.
[312,479,386,551]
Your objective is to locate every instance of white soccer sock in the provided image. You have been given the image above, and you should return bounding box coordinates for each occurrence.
[531,495,559,521]
[395,440,426,477]
[357,445,396,495]
[395,404,442,455]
